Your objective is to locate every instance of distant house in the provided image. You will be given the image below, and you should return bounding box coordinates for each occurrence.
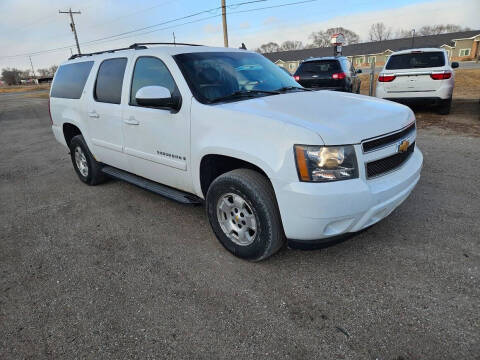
[263,30,480,73]
[37,76,53,84]
[441,33,480,61]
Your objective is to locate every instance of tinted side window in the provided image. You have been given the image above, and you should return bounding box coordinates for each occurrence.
[94,58,127,104]
[130,57,177,106]
[51,61,94,99]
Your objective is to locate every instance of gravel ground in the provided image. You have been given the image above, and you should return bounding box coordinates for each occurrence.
[0,94,479,359]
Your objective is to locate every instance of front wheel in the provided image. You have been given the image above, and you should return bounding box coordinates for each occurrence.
[206,169,285,261]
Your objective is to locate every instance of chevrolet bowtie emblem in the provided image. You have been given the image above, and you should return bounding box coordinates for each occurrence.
[398,140,410,153]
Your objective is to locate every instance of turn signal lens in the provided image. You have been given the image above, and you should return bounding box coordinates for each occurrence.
[378,75,396,82]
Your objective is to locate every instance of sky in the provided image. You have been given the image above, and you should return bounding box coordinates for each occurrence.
[0,0,479,72]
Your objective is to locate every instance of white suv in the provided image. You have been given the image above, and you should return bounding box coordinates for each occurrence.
[50,43,423,260]
[376,48,459,114]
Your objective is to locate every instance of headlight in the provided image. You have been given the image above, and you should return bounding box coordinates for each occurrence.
[294,145,358,182]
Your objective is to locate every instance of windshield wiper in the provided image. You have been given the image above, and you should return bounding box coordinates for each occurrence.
[209,89,280,104]
[275,86,313,92]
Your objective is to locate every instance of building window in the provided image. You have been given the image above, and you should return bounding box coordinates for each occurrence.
[289,63,296,70]
[367,56,376,64]
[459,48,471,57]
[355,57,363,65]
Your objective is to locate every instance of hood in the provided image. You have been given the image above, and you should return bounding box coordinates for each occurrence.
[217,91,414,145]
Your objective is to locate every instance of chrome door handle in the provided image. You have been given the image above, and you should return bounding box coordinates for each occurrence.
[124,117,139,125]
[88,111,99,118]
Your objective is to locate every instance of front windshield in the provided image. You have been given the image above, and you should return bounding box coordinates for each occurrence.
[174,51,302,103]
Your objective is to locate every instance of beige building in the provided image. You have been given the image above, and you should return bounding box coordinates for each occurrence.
[441,34,480,61]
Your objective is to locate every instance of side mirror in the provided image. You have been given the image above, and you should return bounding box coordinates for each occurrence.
[356,69,362,74]
[451,62,459,69]
[135,86,180,110]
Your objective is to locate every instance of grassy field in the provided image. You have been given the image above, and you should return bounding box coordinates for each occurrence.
[0,83,50,93]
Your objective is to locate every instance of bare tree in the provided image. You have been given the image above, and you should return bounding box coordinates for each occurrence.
[309,27,360,48]
[279,40,304,51]
[1,68,23,85]
[417,24,470,36]
[255,42,280,53]
[369,22,392,41]
[36,65,58,77]
[37,68,50,77]
[395,28,414,39]
[49,65,58,75]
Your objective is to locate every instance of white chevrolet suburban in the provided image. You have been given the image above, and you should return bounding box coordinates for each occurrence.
[50,43,423,261]
[376,48,459,114]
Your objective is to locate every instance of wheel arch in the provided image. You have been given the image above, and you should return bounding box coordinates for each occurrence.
[63,122,82,147]
[199,153,273,198]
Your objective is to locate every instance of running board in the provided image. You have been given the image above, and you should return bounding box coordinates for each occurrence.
[101,166,202,205]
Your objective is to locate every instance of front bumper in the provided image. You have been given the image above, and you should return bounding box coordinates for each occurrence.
[272,147,423,240]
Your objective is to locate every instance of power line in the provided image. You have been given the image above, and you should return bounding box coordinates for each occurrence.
[82,0,320,46]
[77,0,267,47]
[1,0,318,59]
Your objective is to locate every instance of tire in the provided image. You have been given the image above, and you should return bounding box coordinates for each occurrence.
[437,97,452,115]
[206,169,285,261]
[69,135,106,185]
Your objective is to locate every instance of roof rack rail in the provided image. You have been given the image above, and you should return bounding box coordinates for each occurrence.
[129,42,204,47]
[68,43,147,60]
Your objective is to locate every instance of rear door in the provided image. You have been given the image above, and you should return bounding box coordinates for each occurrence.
[296,60,341,88]
[87,57,129,170]
[381,51,447,93]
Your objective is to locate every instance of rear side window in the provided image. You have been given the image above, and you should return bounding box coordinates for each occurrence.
[51,61,94,99]
[297,60,340,75]
[94,58,127,104]
[386,52,445,70]
[130,56,177,106]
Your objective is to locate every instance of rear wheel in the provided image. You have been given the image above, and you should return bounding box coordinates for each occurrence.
[437,97,452,115]
[206,169,285,261]
[69,135,106,185]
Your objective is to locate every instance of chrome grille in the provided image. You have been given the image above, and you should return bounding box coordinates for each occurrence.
[362,123,416,153]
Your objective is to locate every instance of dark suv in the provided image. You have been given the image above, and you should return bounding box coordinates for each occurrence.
[294,56,361,93]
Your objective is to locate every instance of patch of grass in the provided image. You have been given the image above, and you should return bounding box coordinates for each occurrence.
[22,92,49,99]
[0,84,50,93]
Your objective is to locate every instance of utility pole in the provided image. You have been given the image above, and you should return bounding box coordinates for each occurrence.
[221,0,229,47]
[59,8,82,54]
[173,32,176,44]
[411,29,415,48]
[29,56,36,79]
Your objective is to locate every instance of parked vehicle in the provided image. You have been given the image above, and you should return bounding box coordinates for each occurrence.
[293,56,362,93]
[50,44,423,261]
[375,48,459,114]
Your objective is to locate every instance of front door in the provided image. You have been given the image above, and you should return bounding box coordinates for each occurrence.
[122,56,191,192]
[86,57,129,170]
